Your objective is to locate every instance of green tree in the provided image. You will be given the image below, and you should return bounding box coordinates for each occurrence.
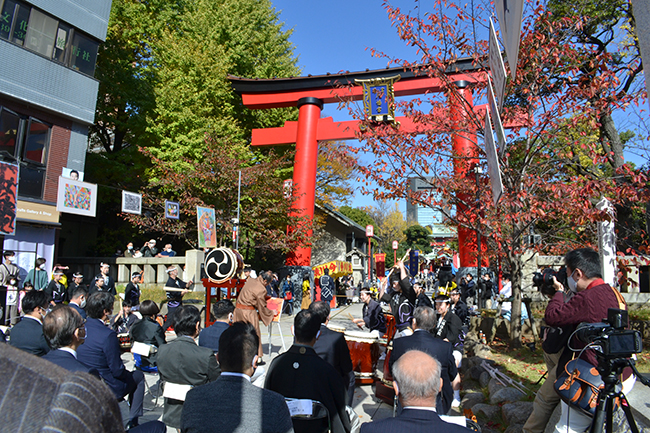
[339,206,376,229]
[316,141,357,206]
[366,202,407,267]
[404,225,433,255]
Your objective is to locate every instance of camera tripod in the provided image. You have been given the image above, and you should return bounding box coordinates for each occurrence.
[589,356,650,433]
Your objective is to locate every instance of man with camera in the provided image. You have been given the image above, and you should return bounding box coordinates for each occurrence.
[541,248,630,433]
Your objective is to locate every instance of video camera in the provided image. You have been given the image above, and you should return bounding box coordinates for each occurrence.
[575,309,643,359]
[532,267,567,298]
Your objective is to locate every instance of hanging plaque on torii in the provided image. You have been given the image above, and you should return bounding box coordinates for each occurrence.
[228,60,514,268]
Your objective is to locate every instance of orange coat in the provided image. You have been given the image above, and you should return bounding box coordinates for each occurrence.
[233,276,276,356]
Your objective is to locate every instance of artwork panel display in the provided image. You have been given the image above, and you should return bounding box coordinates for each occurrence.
[165,200,180,219]
[196,206,217,248]
[122,191,142,215]
[56,176,97,217]
[0,161,19,235]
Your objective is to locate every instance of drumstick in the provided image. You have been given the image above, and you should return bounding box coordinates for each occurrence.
[163,286,190,292]
[381,249,411,292]
[347,312,356,321]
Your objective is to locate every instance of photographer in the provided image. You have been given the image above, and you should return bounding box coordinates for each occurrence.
[543,248,630,433]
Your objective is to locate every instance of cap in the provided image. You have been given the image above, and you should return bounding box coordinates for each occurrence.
[166,266,177,273]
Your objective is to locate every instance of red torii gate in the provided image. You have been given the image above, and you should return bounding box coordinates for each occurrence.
[229,60,485,268]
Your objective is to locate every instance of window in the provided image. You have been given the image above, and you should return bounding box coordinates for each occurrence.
[0,107,51,200]
[0,0,100,77]
[24,8,57,57]
[70,31,98,76]
[0,107,20,158]
[23,117,49,164]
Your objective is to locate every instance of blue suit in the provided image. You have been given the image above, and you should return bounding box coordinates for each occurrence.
[77,317,145,423]
[9,316,50,356]
[198,321,229,354]
[43,349,98,376]
[69,301,87,319]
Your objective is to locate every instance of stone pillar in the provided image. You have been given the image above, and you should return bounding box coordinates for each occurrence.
[186,250,205,292]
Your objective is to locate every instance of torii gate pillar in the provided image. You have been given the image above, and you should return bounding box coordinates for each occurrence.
[286,97,324,267]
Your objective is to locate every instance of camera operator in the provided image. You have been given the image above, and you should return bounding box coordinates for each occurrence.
[543,248,631,433]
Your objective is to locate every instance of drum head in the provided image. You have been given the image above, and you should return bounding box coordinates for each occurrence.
[205,248,237,283]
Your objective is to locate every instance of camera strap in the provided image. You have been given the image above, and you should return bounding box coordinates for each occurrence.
[609,285,627,311]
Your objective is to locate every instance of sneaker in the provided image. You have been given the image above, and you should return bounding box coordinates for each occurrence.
[451,398,461,408]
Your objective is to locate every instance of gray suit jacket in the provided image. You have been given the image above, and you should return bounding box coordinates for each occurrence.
[0,343,124,433]
[156,336,220,428]
[182,374,294,433]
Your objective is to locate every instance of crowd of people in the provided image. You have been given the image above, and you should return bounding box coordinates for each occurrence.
[0,246,632,433]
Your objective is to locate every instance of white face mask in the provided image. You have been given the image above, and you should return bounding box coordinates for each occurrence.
[7,256,15,263]
[79,297,87,309]
[39,263,46,270]
[567,270,578,293]
[127,245,133,250]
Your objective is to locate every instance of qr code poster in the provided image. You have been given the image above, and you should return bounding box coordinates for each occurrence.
[165,200,180,219]
[56,176,98,217]
[122,191,142,215]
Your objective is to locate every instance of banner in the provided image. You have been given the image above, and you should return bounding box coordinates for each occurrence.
[196,206,217,248]
[313,260,353,278]
[374,253,385,278]
[0,161,18,234]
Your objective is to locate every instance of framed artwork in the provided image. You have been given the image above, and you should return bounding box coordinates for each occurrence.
[62,167,84,181]
[122,191,142,215]
[165,200,180,219]
[196,206,217,248]
[0,161,18,235]
[56,176,97,217]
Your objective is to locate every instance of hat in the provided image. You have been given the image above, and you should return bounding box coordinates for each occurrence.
[166,266,177,274]
[73,272,83,278]
[53,270,64,275]
[131,272,141,279]
[450,287,460,295]
[149,239,156,244]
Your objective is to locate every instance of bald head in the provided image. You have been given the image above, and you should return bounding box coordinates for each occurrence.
[392,350,442,407]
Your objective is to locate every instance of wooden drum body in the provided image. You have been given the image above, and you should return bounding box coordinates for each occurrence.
[345,331,380,384]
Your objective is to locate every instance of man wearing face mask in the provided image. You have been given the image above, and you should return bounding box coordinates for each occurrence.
[543,248,630,433]
[9,290,51,356]
[42,305,96,374]
[199,299,235,354]
[68,285,88,319]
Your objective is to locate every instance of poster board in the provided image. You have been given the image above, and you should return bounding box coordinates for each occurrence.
[56,176,97,217]
[165,200,180,219]
[0,161,18,234]
[196,206,217,248]
[121,191,142,214]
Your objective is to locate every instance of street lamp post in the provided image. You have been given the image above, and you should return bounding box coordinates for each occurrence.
[475,166,483,309]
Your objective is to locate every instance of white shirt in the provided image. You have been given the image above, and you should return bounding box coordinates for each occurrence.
[221,372,251,382]
[24,315,42,325]
[404,406,436,412]
[59,347,77,358]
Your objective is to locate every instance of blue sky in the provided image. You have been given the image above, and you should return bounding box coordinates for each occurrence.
[269,0,419,213]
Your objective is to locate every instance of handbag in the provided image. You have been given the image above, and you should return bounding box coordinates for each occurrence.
[554,358,604,417]
[284,291,293,301]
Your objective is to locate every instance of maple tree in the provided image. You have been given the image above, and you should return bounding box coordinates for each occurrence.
[124,137,311,269]
[348,0,648,346]
[366,201,408,268]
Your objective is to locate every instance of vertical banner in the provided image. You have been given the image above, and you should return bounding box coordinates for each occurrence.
[409,250,419,277]
[196,206,217,248]
[374,253,386,277]
[0,161,18,235]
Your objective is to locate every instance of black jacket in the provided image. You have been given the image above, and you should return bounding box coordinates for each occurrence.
[9,316,50,356]
[313,324,353,388]
[130,317,166,368]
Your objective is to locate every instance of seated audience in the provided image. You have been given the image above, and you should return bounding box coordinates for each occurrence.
[389,306,459,414]
[43,305,97,375]
[265,309,351,433]
[156,305,220,430]
[129,300,166,369]
[9,290,51,356]
[182,322,294,433]
[361,350,472,433]
[68,284,88,319]
[77,292,146,430]
[199,299,235,354]
[157,243,176,257]
[310,301,355,405]
[111,300,139,334]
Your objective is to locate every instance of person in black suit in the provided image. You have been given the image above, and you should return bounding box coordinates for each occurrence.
[42,305,96,374]
[9,290,51,356]
[352,290,387,336]
[182,322,293,433]
[265,309,351,433]
[129,300,166,369]
[68,284,88,319]
[434,288,464,407]
[44,269,66,305]
[389,306,459,414]
[414,281,433,308]
[309,301,355,405]
[449,288,469,326]
[156,305,220,429]
[77,292,146,430]
[162,265,192,331]
[199,299,234,354]
[361,350,473,433]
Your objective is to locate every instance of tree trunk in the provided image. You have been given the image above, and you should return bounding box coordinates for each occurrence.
[599,112,625,171]
[508,250,523,348]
